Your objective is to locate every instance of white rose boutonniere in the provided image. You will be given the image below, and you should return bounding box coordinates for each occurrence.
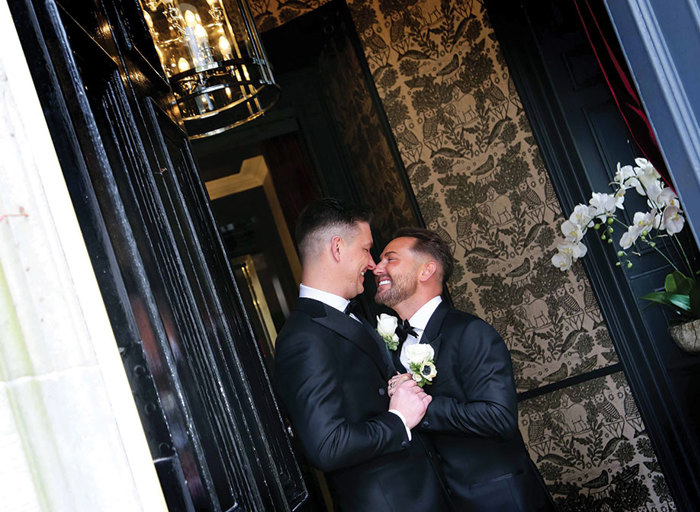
[404,344,437,387]
[376,313,399,351]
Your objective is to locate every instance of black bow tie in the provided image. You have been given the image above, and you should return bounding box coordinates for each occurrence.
[344,299,360,316]
[395,319,417,343]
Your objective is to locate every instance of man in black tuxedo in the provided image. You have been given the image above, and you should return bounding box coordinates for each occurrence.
[274,200,449,511]
[374,227,555,512]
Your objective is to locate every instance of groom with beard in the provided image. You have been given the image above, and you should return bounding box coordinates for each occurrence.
[274,200,449,511]
[374,227,555,511]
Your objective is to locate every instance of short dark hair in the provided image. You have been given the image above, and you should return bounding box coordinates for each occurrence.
[295,198,371,263]
[393,226,454,284]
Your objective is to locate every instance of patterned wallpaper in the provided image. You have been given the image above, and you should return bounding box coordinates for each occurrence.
[252,0,675,509]
[317,15,419,245]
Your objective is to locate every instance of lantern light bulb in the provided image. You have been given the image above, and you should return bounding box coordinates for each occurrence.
[184,9,196,27]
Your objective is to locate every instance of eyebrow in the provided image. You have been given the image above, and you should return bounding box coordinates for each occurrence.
[381,251,398,258]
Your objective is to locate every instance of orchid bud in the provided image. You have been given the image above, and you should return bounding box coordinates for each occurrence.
[617,251,624,257]
[607,218,614,224]
[607,238,613,244]
[593,224,600,231]
[627,262,633,269]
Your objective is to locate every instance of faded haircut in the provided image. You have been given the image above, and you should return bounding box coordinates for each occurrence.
[295,198,372,264]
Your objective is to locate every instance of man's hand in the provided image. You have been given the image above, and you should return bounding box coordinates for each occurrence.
[388,373,414,397]
[389,378,432,429]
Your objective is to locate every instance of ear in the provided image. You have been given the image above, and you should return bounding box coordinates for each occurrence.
[330,235,343,263]
[419,261,437,282]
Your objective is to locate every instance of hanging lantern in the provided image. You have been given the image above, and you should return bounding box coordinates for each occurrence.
[139,0,279,139]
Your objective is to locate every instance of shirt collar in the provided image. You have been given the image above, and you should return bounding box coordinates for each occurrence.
[299,283,350,314]
[408,295,443,336]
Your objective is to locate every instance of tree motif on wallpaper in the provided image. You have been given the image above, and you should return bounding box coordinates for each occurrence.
[520,373,674,511]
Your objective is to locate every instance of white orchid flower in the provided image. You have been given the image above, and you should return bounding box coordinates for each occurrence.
[662,206,685,235]
[552,250,573,271]
[557,240,588,259]
[645,180,664,204]
[632,210,660,233]
[589,192,619,220]
[657,188,679,208]
[561,219,584,242]
[569,204,594,228]
[619,225,641,249]
[614,163,636,189]
[631,159,662,197]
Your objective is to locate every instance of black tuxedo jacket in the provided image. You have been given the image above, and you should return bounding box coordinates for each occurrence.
[274,298,449,512]
[413,302,555,511]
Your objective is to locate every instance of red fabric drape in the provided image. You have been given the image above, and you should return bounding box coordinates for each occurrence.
[573,0,673,189]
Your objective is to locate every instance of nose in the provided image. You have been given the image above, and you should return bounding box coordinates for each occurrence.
[366,254,376,271]
[373,258,385,275]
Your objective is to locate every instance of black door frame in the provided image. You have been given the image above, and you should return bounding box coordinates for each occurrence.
[486,1,700,509]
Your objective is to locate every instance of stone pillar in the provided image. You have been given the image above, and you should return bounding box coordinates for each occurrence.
[0,1,167,510]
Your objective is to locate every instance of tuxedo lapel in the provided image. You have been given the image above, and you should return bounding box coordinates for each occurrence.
[297,298,390,378]
[420,301,449,358]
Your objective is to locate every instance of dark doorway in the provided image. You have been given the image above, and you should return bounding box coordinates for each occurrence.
[188,1,424,509]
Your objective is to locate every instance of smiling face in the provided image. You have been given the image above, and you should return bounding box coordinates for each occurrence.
[339,221,375,299]
[373,237,421,308]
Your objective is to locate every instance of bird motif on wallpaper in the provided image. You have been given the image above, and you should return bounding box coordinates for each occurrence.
[455,207,477,252]
[506,257,531,284]
[394,123,423,162]
[471,154,495,178]
[583,285,602,325]
[555,287,584,330]
[583,469,610,495]
[525,411,552,457]
[544,179,561,217]
[422,108,443,153]
[428,220,456,256]
[543,362,569,383]
[362,27,389,68]
[483,78,507,107]
[623,385,644,435]
[436,54,460,79]
[517,181,545,223]
[595,391,624,438]
[389,11,409,56]
[485,117,509,148]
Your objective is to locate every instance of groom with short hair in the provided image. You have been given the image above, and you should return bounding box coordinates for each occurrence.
[274,200,449,511]
[374,227,555,511]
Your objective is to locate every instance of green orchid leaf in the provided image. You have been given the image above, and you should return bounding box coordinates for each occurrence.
[640,291,691,313]
[664,271,693,294]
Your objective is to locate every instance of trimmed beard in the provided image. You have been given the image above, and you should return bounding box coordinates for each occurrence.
[375,271,417,308]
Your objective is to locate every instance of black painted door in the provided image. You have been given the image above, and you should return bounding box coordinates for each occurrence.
[10,0,309,509]
[486,0,700,508]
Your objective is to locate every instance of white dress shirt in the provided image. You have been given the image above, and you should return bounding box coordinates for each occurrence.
[298,284,411,437]
[399,295,443,372]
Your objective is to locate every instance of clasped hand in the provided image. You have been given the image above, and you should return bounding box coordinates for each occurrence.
[388,373,431,429]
